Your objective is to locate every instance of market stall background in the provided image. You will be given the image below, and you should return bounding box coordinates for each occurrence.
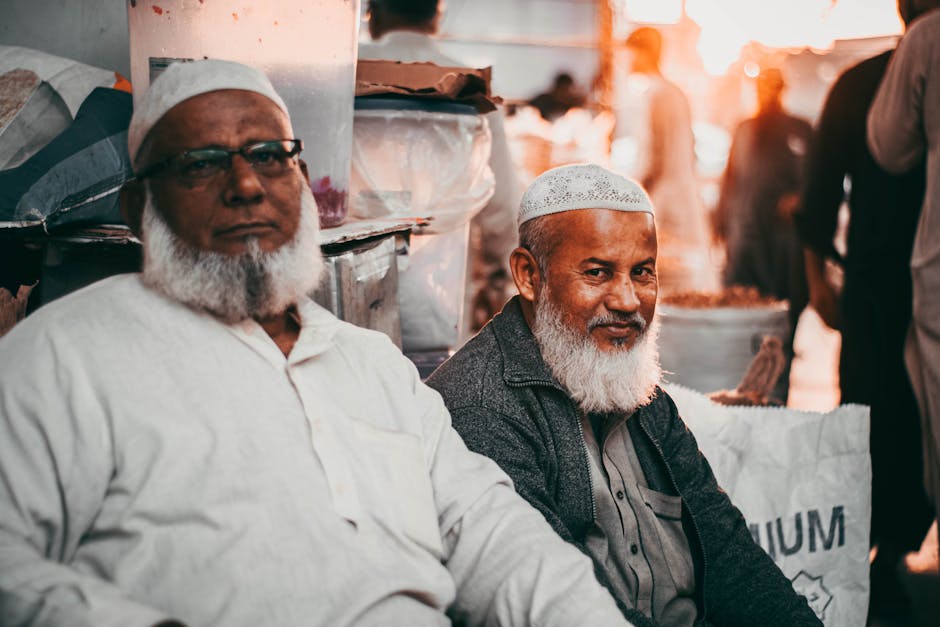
[0,0,910,210]
[2,2,939,623]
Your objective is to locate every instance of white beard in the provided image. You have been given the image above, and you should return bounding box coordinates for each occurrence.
[533,289,662,414]
[140,188,325,323]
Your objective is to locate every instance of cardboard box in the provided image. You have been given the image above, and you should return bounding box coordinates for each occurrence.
[355,59,499,113]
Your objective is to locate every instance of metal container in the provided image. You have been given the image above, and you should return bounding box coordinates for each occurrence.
[658,302,791,398]
[313,232,402,348]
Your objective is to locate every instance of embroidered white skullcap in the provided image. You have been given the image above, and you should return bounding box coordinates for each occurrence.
[518,163,653,225]
[127,59,291,163]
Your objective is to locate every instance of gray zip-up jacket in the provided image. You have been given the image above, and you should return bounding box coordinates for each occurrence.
[427,297,821,626]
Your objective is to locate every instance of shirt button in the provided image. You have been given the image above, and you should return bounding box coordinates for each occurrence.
[630,544,639,555]
[616,490,625,500]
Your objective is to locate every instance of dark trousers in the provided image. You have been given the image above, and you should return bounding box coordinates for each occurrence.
[839,267,934,552]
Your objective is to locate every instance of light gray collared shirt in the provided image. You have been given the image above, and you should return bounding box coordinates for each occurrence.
[581,412,698,626]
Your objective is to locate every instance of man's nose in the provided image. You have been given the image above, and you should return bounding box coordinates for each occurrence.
[222,154,265,206]
[605,276,640,313]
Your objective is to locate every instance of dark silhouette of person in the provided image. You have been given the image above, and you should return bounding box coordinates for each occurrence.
[713,68,812,401]
[528,72,587,122]
[797,1,938,621]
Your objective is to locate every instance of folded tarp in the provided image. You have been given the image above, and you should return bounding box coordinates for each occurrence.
[0,68,72,170]
[0,87,132,230]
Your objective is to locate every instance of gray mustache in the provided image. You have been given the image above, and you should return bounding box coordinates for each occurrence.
[587,312,647,332]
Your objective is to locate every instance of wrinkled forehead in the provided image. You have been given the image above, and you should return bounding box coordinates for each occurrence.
[127,58,291,160]
[546,208,657,258]
[138,89,292,164]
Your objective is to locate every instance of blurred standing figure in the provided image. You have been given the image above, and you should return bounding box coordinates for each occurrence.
[616,26,712,293]
[799,1,937,621]
[360,0,522,330]
[528,72,587,122]
[714,68,811,338]
[868,0,940,586]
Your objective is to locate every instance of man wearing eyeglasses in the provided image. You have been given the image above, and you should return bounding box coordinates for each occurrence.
[0,60,631,627]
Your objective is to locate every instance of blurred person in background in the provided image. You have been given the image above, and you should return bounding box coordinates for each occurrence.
[868,3,940,619]
[527,72,587,122]
[712,68,812,401]
[798,2,937,622]
[614,26,712,295]
[360,0,523,330]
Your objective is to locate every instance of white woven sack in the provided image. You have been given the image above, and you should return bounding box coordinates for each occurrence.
[664,383,871,627]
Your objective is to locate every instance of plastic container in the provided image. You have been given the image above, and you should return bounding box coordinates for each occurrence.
[126,0,358,227]
[350,97,494,233]
[350,96,494,356]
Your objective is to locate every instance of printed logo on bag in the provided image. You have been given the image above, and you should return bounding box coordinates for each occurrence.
[748,505,844,559]
[790,570,833,620]
[664,384,871,627]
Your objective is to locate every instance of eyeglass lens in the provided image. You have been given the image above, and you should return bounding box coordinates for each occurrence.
[175,140,300,180]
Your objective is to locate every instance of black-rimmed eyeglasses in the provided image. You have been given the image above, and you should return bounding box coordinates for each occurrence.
[135,139,303,183]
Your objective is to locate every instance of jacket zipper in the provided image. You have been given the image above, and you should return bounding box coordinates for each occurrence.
[508,379,599,525]
[639,417,709,623]
[573,405,598,523]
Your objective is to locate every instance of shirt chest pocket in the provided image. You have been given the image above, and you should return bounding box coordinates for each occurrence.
[637,484,696,595]
[350,420,444,558]
[638,485,682,521]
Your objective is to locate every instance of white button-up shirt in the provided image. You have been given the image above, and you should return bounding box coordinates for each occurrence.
[0,275,628,627]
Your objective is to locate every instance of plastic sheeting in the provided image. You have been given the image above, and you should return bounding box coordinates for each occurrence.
[0,46,129,230]
[350,99,494,234]
[0,87,132,229]
[351,98,495,354]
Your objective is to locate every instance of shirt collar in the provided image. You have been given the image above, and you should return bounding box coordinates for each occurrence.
[376,31,440,51]
[225,296,341,368]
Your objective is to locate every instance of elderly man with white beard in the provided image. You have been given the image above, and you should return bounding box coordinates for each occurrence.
[0,61,634,627]
[427,164,822,627]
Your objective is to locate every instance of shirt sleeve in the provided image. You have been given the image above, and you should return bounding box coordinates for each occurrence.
[410,382,634,627]
[0,325,174,627]
[867,26,930,174]
[444,404,654,626]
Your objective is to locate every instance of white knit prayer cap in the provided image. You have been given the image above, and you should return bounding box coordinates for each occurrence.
[127,59,291,163]
[518,163,654,225]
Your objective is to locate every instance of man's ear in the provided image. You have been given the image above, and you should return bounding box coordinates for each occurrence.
[510,246,540,304]
[298,159,311,186]
[119,179,146,240]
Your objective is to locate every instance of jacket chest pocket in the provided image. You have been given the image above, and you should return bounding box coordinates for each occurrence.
[351,420,444,558]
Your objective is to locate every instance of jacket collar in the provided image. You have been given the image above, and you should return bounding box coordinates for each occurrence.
[490,296,561,387]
